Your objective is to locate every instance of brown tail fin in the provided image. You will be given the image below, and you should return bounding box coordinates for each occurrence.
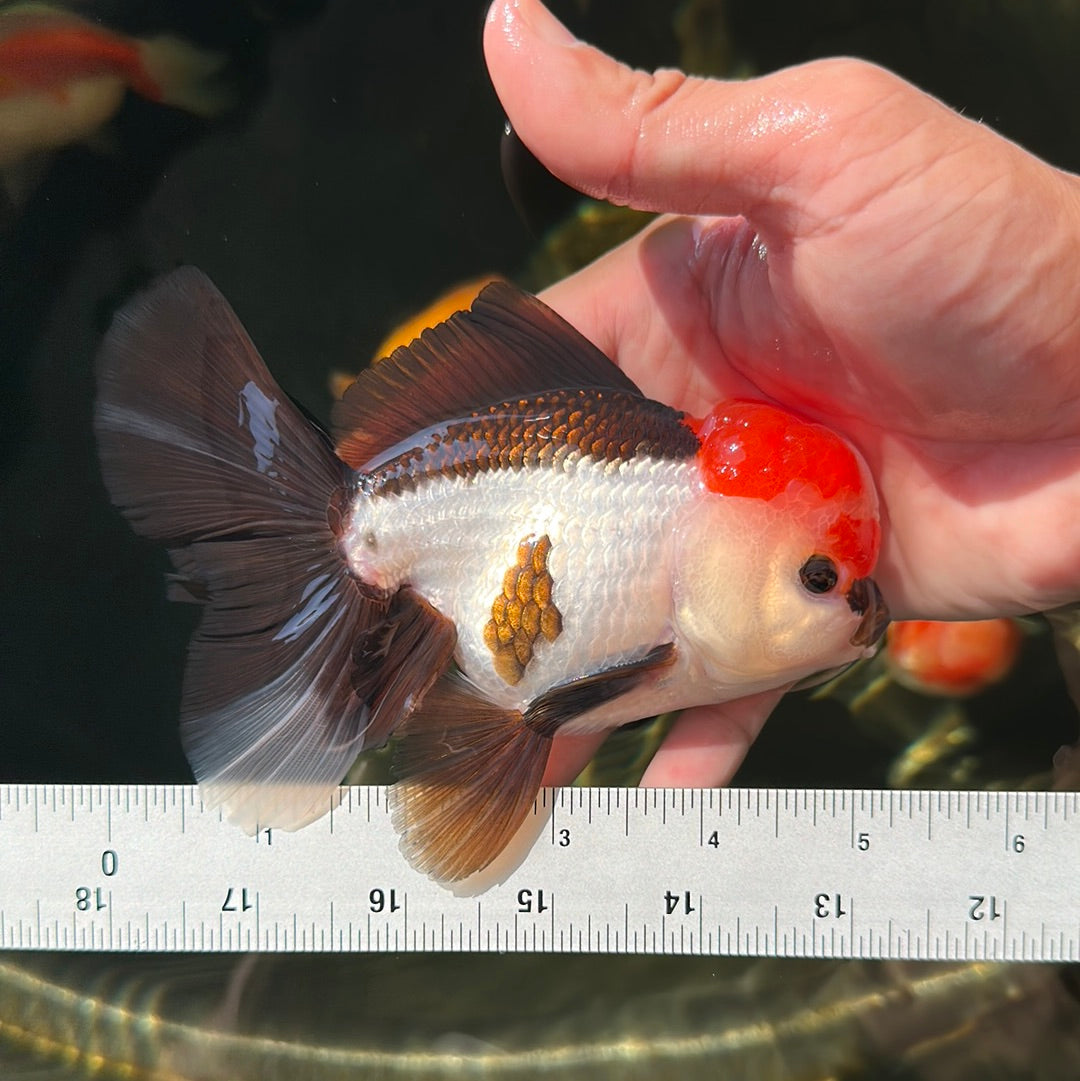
[95,268,387,833]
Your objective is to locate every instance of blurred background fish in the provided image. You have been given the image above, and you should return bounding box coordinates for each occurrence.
[0,2,228,205]
[884,618,1023,698]
[328,276,502,399]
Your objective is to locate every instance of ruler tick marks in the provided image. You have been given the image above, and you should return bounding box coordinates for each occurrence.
[2,784,1075,961]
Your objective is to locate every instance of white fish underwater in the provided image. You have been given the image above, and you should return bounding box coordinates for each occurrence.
[94,268,888,884]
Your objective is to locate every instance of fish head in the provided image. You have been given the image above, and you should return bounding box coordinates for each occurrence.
[673,401,888,687]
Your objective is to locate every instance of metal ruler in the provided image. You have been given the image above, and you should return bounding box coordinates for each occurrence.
[1,784,1077,960]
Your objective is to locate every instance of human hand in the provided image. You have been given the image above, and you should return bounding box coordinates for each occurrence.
[484,0,1080,788]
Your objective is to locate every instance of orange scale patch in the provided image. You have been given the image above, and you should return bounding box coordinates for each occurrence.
[483,534,563,685]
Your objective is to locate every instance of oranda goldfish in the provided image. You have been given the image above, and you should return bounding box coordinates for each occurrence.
[95,268,889,884]
[0,3,224,193]
[885,618,1022,697]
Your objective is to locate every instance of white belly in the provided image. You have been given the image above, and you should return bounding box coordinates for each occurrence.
[342,454,700,711]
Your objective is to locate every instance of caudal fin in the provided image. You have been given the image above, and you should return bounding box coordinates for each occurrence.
[95,267,379,833]
[136,35,230,117]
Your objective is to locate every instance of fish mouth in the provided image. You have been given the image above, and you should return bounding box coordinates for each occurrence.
[846,577,890,648]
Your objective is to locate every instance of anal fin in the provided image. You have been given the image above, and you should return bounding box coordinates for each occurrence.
[390,673,551,885]
[390,643,678,885]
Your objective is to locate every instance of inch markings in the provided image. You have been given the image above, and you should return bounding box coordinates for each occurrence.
[0,785,1076,960]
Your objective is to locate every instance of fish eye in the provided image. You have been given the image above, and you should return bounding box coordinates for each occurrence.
[799,555,839,595]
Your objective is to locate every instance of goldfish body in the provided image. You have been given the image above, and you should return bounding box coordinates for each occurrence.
[95,269,888,884]
[0,3,224,194]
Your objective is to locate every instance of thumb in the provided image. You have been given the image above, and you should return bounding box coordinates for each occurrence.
[483,0,963,238]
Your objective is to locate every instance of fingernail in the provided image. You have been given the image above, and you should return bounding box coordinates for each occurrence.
[528,0,578,45]
[503,0,577,47]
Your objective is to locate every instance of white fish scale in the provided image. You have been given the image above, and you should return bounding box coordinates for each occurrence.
[342,454,700,709]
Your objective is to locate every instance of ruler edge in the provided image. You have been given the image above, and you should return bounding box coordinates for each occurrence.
[1,783,1077,962]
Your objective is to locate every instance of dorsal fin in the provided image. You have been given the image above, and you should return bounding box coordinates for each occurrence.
[332,281,641,469]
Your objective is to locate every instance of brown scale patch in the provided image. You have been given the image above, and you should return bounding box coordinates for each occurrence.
[359,389,698,498]
[484,534,563,685]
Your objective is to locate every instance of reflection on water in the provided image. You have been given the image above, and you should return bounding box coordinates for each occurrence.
[3,952,1080,1080]
[3,0,1079,1077]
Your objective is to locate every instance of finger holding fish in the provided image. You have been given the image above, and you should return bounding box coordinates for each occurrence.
[486,0,1080,624]
[543,689,780,791]
[640,692,785,789]
[542,731,607,787]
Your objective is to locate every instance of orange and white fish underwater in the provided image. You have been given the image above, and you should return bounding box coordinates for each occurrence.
[95,269,889,885]
[328,276,502,400]
[0,3,225,196]
[885,618,1022,697]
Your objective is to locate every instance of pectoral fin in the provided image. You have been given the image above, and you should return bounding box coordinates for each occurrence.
[390,644,678,884]
[524,643,677,735]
